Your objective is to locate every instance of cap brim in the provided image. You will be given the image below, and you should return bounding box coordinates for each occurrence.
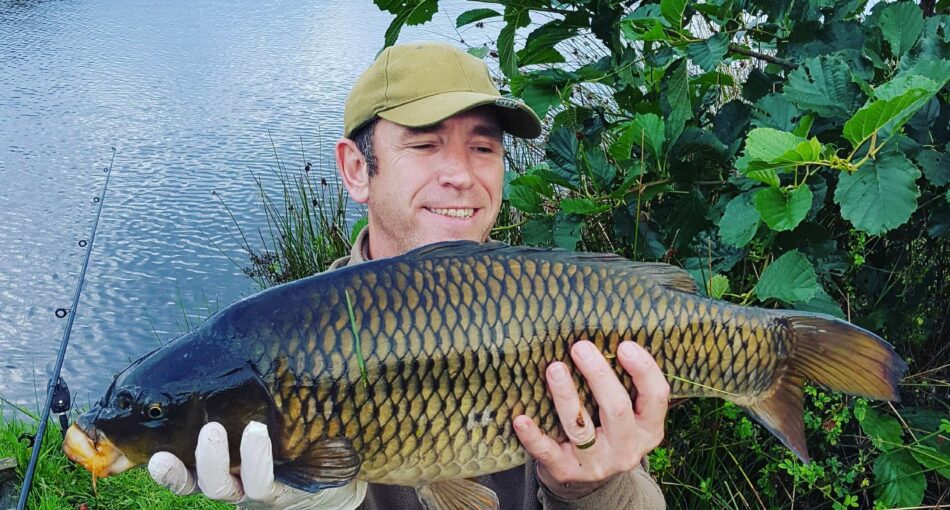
[378,91,542,139]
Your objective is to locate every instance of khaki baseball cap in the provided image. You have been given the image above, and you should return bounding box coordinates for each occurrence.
[344,42,541,139]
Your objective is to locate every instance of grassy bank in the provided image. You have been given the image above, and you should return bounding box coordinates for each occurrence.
[0,406,228,509]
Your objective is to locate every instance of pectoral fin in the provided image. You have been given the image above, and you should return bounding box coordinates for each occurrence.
[274,437,362,493]
[416,479,499,510]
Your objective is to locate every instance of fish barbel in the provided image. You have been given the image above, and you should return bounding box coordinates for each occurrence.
[64,241,905,507]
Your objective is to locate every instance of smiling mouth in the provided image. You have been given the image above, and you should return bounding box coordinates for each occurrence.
[427,207,475,219]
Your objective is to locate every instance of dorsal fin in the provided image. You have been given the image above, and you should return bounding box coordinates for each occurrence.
[625,262,700,293]
[398,241,700,293]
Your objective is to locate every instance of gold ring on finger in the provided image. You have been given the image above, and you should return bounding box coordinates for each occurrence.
[573,433,596,450]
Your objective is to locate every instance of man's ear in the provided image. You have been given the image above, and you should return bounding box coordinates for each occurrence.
[336,138,369,204]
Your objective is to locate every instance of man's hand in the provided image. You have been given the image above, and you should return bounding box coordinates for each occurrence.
[513,340,669,499]
[148,421,367,510]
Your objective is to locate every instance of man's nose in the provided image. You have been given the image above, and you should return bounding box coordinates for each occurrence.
[437,147,476,188]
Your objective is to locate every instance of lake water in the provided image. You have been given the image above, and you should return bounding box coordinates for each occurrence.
[0,0,496,414]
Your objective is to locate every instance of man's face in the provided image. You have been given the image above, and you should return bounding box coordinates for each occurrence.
[363,108,505,258]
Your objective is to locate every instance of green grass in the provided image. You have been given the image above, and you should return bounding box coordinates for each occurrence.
[0,406,228,509]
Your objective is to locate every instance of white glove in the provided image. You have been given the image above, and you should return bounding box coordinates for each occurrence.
[148,421,367,510]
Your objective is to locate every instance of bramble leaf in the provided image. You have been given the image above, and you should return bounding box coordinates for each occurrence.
[909,445,950,479]
[755,250,819,304]
[754,186,812,232]
[873,450,926,507]
[709,274,730,299]
[857,405,903,450]
[835,153,921,235]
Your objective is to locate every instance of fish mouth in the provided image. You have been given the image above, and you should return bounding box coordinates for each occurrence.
[63,423,135,479]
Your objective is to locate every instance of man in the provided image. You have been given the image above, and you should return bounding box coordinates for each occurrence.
[149,42,669,509]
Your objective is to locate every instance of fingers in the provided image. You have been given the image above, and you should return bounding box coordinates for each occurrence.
[239,421,280,503]
[512,415,564,468]
[544,361,596,447]
[617,341,670,443]
[148,451,197,495]
[569,341,636,441]
[195,422,244,502]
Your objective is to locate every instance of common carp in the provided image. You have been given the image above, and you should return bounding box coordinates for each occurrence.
[64,241,905,507]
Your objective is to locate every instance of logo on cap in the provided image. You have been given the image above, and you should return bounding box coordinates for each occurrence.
[494,98,522,109]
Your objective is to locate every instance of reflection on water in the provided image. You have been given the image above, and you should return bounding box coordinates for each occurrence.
[0,0,495,413]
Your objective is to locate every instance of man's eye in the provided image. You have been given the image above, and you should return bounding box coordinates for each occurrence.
[411,144,435,150]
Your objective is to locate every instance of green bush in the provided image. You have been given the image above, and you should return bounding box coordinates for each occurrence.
[376,0,949,507]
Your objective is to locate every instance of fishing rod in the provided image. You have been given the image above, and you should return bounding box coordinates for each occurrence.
[17,148,116,510]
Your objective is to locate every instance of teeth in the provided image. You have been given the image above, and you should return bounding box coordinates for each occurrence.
[429,208,474,219]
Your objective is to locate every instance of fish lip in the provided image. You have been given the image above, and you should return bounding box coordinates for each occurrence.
[63,423,135,478]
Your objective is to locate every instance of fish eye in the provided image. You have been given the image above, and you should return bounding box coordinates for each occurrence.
[115,393,132,410]
[146,403,164,419]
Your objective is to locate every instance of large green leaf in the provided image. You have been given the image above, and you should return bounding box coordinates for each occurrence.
[755,250,819,303]
[879,1,924,58]
[916,149,950,186]
[521,83,562,118]
[508,184,544,214]
[736,153,781,188]
[842,87,934,149]
[745,128,806,162]
[523,217,553,246]
[783,55,862,119]
[857,404,904,451]
[660,0,687,27]
[584,148,616,191]
[910,444,950,479]
[835,153,921,235]
[664,59,692,146]
[498,21,518,78]
[622,113,666,161]
[752,93,803,132]
[754,186,813,232]
[375,0,439,47]
[792,285,845,319]
[545,127,580,189]
[621,5,670,42]
[687,32,730,72]
[554,213,584,250]
[718,192,760,247]
[874,74,942,100]
[873,449,926,508]
[560,198,610,216]
[456,8,500,28]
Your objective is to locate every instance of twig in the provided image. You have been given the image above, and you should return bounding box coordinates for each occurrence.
[727,43,796,70]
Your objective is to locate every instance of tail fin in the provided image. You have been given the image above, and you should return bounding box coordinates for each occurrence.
[741,314,907,463]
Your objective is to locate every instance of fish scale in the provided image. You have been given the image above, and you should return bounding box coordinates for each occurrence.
[65,240,905,499]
